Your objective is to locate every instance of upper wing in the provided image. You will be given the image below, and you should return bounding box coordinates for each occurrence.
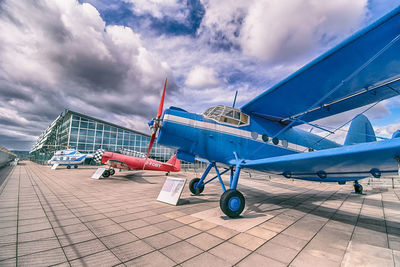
[243,138,400,181]
[241,7,400,125]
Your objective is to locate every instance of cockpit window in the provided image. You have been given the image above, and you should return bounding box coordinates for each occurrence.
[203,105,250,126]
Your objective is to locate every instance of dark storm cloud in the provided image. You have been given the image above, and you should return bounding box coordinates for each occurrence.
[0,82,33,102]
[1,0,399,152]
[0,133,35,150]
[0,0,178,150]
[56,52,128,91]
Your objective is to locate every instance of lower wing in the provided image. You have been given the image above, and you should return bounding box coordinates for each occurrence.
[244,138,400,182]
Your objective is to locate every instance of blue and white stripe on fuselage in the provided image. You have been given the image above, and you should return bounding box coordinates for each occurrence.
[158,108,339,165]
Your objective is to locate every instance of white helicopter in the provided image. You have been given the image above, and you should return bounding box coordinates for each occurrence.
[48,149,93,169]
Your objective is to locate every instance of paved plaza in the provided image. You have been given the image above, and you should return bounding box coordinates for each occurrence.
[0,161,399,266]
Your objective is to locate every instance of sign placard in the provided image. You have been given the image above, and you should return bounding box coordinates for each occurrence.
[157,177,186,205]
[91,168,106,179]
[51,164,59,170]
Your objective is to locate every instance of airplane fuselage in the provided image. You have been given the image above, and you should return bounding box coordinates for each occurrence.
[101,151,180,172]
[158,106,339,166]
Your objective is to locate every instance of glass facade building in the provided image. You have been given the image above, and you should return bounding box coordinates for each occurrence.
[30,109,175,164]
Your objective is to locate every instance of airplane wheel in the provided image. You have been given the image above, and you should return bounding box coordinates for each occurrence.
[354,183,363,194]
[189,178,204,195]
[109,169,115,175]
[74,165,78,169]
[102,170,110,178]
[220,189,245,218]
[67,165,71,169]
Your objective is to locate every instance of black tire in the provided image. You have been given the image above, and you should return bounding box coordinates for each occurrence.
[354,183,363,194]
[109,169,115,175]
[102,170,110,178]
[67,165,71,169]
[74,165,78,169]
[189,178,204,195]
[220,189,245,218]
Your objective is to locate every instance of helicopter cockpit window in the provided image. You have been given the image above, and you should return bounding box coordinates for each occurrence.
[203,105,250,126]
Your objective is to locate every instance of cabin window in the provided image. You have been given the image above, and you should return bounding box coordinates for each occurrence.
[272,137,279,145]
[203,105,250,126]
[281,140,288,148]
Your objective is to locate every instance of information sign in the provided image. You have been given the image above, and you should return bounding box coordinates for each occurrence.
[157,177,186,205]
[91,168,106,179]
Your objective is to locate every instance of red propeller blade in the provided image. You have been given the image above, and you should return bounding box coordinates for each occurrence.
[145,132,156,160]
[144,77,167,169]
[157,78,167,118]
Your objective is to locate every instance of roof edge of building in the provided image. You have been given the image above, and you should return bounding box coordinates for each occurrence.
[64,109,151,137]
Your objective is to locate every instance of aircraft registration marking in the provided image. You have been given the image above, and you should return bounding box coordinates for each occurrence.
[145,161,161,168]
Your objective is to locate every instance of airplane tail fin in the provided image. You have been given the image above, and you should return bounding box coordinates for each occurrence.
[166,154,180,171]
[344,114,376,145]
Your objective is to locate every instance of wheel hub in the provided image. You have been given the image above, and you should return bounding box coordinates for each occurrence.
[195,182,203,190]
[228,196,241,211]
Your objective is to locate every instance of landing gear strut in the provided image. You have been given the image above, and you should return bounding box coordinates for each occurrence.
[189,161,245,218]
[354,181,363,194]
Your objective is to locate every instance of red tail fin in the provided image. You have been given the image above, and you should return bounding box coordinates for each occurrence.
[166,155,180,171]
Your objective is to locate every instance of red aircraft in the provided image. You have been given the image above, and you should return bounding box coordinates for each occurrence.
[93,149,181,178]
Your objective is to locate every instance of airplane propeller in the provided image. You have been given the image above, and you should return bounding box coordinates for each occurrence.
[145,78,168,163]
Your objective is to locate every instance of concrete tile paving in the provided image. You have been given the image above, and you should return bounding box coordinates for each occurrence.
[0,161,399,266]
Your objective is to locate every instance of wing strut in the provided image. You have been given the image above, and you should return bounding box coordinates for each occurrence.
[272,33,400,139]
[306,99,383,151]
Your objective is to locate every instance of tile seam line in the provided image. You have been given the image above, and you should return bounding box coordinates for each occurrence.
[28,162,167,265]
[181,185,339,265]
[28,163,198,265]
[16,165,20,266]
[338,193,366,265]
[234,187,348,266]
[381,192,394,265]
[287,188,352,266]
[24,164,72,267]
[26,164,126,265]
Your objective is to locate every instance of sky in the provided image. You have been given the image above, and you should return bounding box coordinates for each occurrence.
[1,0,400,150]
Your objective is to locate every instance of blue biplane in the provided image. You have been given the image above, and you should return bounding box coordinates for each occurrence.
[147,6,400,218]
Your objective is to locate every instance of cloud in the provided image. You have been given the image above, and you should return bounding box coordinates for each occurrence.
[123,0,187,21]
[298,99,395,144]
[0,0,178,149]
[199,0,367,63]
[185,65,220,88]
[1,0,399,151]
[375,123,400,138]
